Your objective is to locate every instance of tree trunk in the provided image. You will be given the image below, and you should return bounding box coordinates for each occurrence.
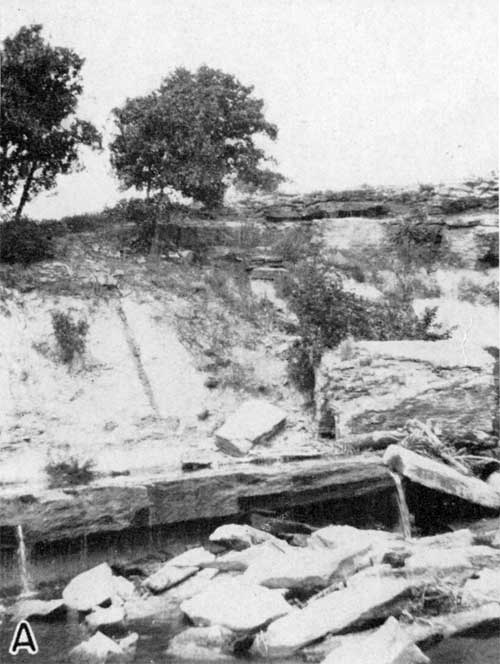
[150,191,169,257]
[15,163,37,221]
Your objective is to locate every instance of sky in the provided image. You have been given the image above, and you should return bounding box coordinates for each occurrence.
[1,0,498,218]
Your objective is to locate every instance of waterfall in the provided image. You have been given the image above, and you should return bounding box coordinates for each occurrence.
[389,471,412,539]
[16,524,35,597]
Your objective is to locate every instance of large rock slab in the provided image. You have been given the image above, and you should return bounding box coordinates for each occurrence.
[461,568,500,606]
[180,577,291,632]
[321,617,429,664]
[63,563,114,612]
[384,445,500,509]
[214,400,287,456]
[252,574,421,657]
[242,543,372,590]
[316,340,497,446]
[10,598,66,622]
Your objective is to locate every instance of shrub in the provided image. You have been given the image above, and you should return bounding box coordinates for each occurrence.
[383,213,446,270]
[457,276,499,306]
[284,260,448,393]
[0,218,54,265]
[45,456,95,488]
[51,310,89,364]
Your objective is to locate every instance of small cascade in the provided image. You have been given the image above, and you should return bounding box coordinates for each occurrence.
[16,524,35,597]
[81,532,88,562]
[389,471,412,539]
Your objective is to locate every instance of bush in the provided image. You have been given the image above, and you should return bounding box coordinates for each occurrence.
[0,218,54,265]
[384,214,446,270]
[284,260,448,393]
[457,276,499,306]
[45,456,95,488]
[52,310,89,364]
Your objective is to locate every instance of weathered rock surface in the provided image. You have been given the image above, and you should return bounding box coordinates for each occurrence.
[165,625,234,660]
[309,524,400,562]
[384,445,500,509]
[316,340,497,446]
[214,400,286,456]
[242,543,372,590]
[10,598,66,622]
[165,547,215,568]
[209,523,281,550]
[461,568,500,606]
[321,617,429,664]
[63,563,114,612]
[206,541,290,572]
[86,605,125,631]
[252,574,421,657]
[180,577,291,632]
[143,564,198,594]
[69,631,138,664]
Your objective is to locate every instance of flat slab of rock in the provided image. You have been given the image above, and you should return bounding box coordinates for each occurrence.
[461,568,500,606]
[384,445,500,509]
[215,400,286,456]
[165,625,234,660]
[143,564,198,594]
[242,543,372,590]
[63,563,114,612]
[180,577,291,632]
[10,598,66,622]
[209,523,281,550]
[252,574,421,657]
[321,617,429,664]
[166,547,215,568]
[86,605,125,631]
[206,541,290,572]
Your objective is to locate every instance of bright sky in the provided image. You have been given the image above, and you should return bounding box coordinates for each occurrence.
[1,0,498,218]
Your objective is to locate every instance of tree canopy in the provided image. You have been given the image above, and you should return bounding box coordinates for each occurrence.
[110,66,284,207]
[0,24,101,218]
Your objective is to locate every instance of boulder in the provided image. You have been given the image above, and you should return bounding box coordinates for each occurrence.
[242,543,372,590]
[209,523,281,551]
[63,563,114,612]
[487,471,500,492]
[321,617,429,664]
[206,541,290,572]
[10,598,66,622]
[252,575,422,657]
[111,576,136,605]
[143,564,198,594]
[165,625,234,660]
[214,400,286,456]
[315,340,497,446]
[69,631,138,664]
[86,605,125,631]
[180,577,291,632]
[384,445,500,509]
[309,524,400,562]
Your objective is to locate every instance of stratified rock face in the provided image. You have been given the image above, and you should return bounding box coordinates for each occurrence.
[315,340,497,446]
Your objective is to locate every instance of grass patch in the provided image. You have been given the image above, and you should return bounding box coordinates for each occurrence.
[45,456,96,488]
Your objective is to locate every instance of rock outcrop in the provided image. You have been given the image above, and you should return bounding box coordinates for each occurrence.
[315,340,498,446]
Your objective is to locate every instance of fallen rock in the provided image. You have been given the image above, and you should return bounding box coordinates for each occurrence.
[461,568,500,606]
[10,598,66,622]
[242,544,372,590]
[487,471,500,492]
[180,577,291,632]
[402,603,500,646]
[69,631,138,664]
[252,575,422,657]
[165,625,234,660]
[206,541,290,572]
[63,563,114,612]
[384,445,500,509]
[111,576,136,605]
[143,564,198,594]
[209,523,281,551]
[86,605,125,632]
[309,524,400,562]
[215,400,286,456]
[321,617,429,664]
[166,547,216,568]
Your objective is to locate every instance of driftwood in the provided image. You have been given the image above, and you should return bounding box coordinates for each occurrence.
[384,445,500,510]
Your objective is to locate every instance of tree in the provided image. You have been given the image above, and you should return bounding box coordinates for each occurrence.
[109,66,284,208]
[0,25,101,219]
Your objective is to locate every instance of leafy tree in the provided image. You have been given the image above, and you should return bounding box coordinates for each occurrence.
[109,66,283,208]
[0,24,101,219]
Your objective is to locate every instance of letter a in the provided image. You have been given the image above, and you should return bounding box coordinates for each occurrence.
[9,621,38,655]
